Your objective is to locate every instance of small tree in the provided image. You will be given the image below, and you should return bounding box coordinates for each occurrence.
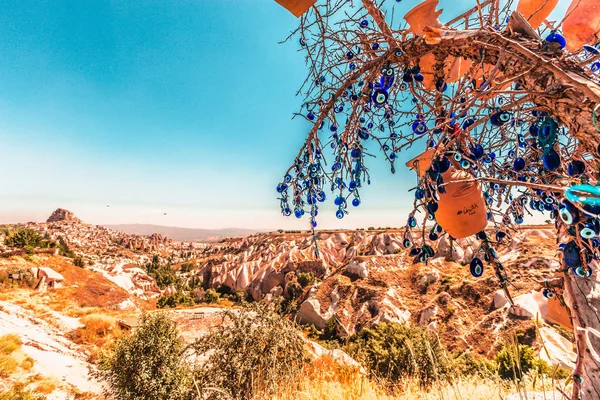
[190,303,306,399]
[94,313,193,400]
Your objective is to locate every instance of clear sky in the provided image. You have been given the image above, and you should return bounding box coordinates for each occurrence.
[0,0,569,230]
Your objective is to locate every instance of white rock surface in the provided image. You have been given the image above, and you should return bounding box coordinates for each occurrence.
[345,261,368,279]
[296,298,334,329]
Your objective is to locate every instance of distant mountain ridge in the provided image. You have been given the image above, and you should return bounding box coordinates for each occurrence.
[105,224,262,242]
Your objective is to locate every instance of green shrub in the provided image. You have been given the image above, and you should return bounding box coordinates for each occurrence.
[191,303,306,400]
[73,256,85,268]
[4,229,45,249]
[452,351,497,378]
[297,272,316,288]
[157,291,196,309]
[94,313,193,400]
[496,343,550,380]
[204,289,220,304]
[57,237,74,258]
[345,323,451,387]
[286,282,303,300]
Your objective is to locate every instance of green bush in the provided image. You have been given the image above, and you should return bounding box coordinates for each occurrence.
[191,303,306,400]
[452,351,497,378]
[286,282,303,300]
[345,323,451,387]
[57,237,74,258]
[495,343,550,380]
[4,229,45,249]
[73,256,85,268]
[297,272,316,288]
[157,291,196,309]
[204,289,220,304]
[94,313,193,400]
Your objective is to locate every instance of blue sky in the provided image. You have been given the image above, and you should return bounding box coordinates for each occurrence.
[0,0,570,229]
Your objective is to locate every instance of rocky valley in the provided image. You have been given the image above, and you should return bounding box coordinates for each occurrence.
[0,210,575,399]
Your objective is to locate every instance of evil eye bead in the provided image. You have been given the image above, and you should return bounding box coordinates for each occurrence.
[372,89,389,106]
[349,63,356,70]
[559,201,579,225]
[546,32,567,49]
[334,196,345,206]
[460,159,470,169]
[350,148,362,158]
[294,208,304,218]
[371,43,380,50]
[542,288,554,299]
[409,247,421,256]
[543,149,561,171]
[580,223,596,239]
[427,201,438,214]
[513,157,526,171]
[470,258,484,278]
[435,79,447,92]
[394,49,403,57]
[408,215,417,228]
[592,62,600,73]
[335,208,345,219]
[496,231,506,241]
[563,241,582,267]
[584,44,600,54]
[317,191,326,202]
[307,112,315,121]
[346,51,354,60]
[415,188,425,200]
[403,238,411,248]
[352,198,360,207]
[414,73,424,82]
[568,160,586,176]
[360,20,369,28]
[573,266,593,278]
[453,153,462,162]
[429,232,438,241]
[412,121,427,135]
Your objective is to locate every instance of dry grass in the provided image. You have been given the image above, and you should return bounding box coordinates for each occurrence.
[33,378,58,394]
[68,313,124,363]
[274,356,569,400]
[0,334,22,378]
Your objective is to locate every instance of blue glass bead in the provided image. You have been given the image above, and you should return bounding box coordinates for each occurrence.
[352,198,360,207]
[591,62,600,73]
[546,32,567,49]
[408,216,417,228]
[332,162,341,172]
[415,188,425,200]
[402,73,413,83]
[543,149,561,171]
[427,201,438,214]
[463,118,475,130]
[470,144,484,160]
[351,148,361,159]
[372,89,389,106]
[330,125,338,132]
[310,209,318,217]
[559,201,579,225]
[409,247,421,256]
[412,121,427,134]
[334,196,345,206]
[360,20,368,28]
[515,216,524,224]
[573,266,592,278]
[299,38,306,47]
[542,288,554,299]
[346,51,354,60]
[429,232,438,241]
[371,43,379,50]
[460,159,470,169]
[283,208,291,217]
[584,44,600,54]
[294,208,304,219]
[403,238,411,248]
[580,223,596,239]
[496,231,506,240]
[435,79,447,92]
[349,63,356,70]
[513,157,526,171]
[453,153,462,162]
[307,112,315,120]
[568,160,585,176]
[335,209,344,219]
[414,73,424,82]
[470,258,484,278]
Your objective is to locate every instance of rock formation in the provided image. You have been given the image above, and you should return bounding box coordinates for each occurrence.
[46,208,82,224]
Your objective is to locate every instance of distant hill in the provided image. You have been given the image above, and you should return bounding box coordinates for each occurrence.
[105,224,262,243]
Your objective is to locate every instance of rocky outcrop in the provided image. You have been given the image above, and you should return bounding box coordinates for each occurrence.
[46,208,82,224]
